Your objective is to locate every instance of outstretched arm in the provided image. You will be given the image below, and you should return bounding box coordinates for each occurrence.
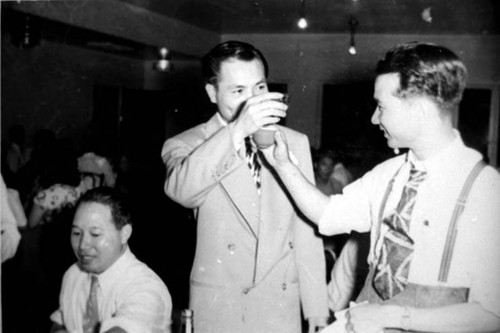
[346,302,500,333]
[261,130,330,224]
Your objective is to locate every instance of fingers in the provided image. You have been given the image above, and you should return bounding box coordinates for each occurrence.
[242,93,288,127]
[232,92,288,142]
[345,310,357,333]
[248,92,287,104]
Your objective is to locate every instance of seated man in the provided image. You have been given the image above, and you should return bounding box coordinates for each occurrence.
[50,187,172,333]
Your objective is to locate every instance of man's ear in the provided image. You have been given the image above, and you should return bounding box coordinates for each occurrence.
[415,97,438,123]
[205,83,217,104]
[120,224,132,245]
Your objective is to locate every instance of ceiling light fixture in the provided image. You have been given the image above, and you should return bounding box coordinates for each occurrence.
[12,14,40,49]
[154,47,172,72]
[297,0,308,29]
[348,17,358,55]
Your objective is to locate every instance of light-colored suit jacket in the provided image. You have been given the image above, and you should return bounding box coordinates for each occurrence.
[162,114,328,333]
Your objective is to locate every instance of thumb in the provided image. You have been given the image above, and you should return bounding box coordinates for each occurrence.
[274,129,286,146]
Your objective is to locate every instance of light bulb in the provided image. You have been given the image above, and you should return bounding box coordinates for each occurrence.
[297,17,308,29]
[349,45,357,55]
[159,47,168,57]
[157,59,170,71]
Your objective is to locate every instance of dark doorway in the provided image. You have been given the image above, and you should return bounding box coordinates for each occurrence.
[458,88,492,163]
[90,85,202,311]
[321,82,392,179]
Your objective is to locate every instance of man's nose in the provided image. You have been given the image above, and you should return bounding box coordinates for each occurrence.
[371,108,380,125]
[79,234,91,251]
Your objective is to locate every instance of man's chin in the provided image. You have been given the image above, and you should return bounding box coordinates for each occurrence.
[78,261,98,274]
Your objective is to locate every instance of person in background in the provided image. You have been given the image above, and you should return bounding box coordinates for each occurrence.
[327,232,370,313]
[1,173,23,263]
[162,40,328,333]
[314,149,344,196]
[262,42,500,333]
[315,148,346,283]
[18,128,57,213]
[50,187,172,333]
[1,173,25,331]
[28,139,82,229]
[77,151,118,189]
[331,159,353,190]
[5,124,29,180]
[314,150,368,316]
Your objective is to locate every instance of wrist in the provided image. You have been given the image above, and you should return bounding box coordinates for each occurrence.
[383,305,411,331]
[401,306,412,331]
[228,122,245,148]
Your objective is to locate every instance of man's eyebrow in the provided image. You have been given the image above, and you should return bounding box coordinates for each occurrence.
[226,84,245,89]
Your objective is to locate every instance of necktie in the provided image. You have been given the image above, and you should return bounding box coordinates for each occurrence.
[245,137,261,194]
[373,165,427,300]
[83,275,100,333]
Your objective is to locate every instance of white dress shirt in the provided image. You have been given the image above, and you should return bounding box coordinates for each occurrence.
[319,132,500,317]
[1,174,21,263]
[51,247,172,333]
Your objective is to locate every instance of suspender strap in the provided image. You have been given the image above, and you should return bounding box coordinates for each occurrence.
[438,159,487,282]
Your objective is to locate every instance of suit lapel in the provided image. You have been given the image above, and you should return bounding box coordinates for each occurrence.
[205,123,260,238]
[220,161,261,238]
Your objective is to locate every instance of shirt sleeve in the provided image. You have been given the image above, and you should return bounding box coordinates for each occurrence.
[99,275,172,333]
[161,125,244,209]
[1,174,21,262]
[463,168,500,317]
[318,175,374,236]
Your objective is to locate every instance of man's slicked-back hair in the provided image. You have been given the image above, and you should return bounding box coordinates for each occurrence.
[76,187,132,230]
[201,40,269,86]
[376,42,467,113]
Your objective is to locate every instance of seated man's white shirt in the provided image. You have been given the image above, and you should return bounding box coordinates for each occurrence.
[51,247,172,333]
[318,132,500,317]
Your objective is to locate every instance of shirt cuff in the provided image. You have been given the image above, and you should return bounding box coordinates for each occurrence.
[100,317,148,333]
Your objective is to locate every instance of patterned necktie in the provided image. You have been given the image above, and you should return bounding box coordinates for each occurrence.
[373,165,427,300]
[245,137,261,194]
[83,275,100,333]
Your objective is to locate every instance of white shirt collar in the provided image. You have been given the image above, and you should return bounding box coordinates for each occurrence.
[407,129,465,174]
[93,246,132,293]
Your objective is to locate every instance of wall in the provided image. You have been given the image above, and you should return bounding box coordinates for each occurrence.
[3,1,500,150]
[1,33,146,146]
[6,1,219,57]
[1,1,219,148]
[223,33,500,147]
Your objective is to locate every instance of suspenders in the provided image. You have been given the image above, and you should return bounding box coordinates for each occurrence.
[438,159,487,282]
[375,159,487,283]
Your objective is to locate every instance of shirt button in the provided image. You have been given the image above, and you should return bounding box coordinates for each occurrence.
[242,287,250,294]
[228,243,236,251]
[282,283,287,291]
[288,241,294,249]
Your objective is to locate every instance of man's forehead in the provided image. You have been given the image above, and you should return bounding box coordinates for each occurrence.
[218,58,265,78]
[375,73,400,96]
[73,202,113,226]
